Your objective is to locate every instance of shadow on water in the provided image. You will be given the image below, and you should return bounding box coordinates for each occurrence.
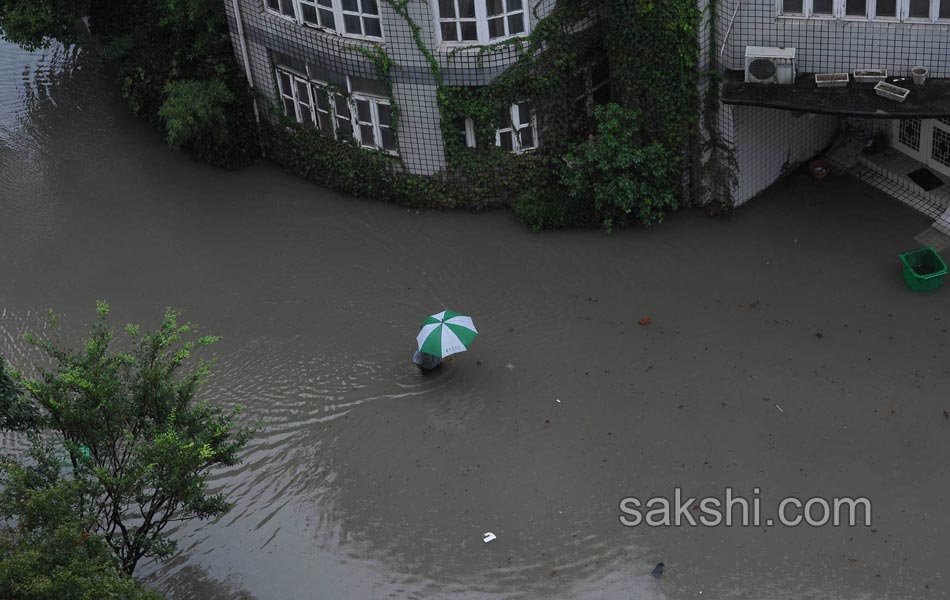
[2,36,949,600]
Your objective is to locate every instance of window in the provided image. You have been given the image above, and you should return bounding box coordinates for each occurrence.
[439,0,478,41]
[277,71,318,129]
[452,117,477,147]
[275,68,396,155]
[266,0,297,18]
[341,0,383,38]
[781,0,950,18]
[574,59,612,116]
[352,95,396,152]
[434,0,528,44]
[495,101,536,153]
[265,0,382,38]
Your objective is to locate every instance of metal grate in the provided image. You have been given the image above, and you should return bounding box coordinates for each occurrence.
[932,127,950,169]
[899,119,921,151]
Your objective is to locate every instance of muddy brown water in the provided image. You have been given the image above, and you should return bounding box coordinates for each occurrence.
[2,40,949,600]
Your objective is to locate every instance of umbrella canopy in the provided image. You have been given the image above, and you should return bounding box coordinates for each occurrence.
[416,310,478,358]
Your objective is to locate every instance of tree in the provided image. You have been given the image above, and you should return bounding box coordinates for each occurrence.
[4,302,251,574]
[0,355,42,432]
[0,441,162,600]
[560,103,679,230]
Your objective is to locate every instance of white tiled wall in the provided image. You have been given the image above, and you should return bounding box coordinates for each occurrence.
[721,0,950,77]
[730,106,840,204]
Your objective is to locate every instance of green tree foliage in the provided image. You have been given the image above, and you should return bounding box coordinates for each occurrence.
[0,0,86,50]
[0,0,259,168]
[0,442,161,599]
[560,103,678,229]
[0,355,43,431]
[159,79,253,167]
[3,302,251,575]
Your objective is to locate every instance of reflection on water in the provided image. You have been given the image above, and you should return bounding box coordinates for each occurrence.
[2,35,950,600]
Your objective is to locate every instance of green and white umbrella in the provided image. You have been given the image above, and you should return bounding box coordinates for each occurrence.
[416,310,478,358]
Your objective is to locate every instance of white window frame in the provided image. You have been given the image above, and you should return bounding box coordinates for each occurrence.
[351,94,397,154]
[463,117,477,148]
[495,101,537,154]
[264,0,384,40]
[275,68,397,155]
[433,0,529,45]
[778,0,950,20]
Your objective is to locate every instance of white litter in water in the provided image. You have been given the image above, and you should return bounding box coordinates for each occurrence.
[556,398,561,403]
[775,404,784,413]
[483,532,496,543]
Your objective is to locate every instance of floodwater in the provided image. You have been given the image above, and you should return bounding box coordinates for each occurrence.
[2,39,949,600]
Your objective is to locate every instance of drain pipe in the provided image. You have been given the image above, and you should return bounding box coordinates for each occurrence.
[719,0,742,67]
[230,0,264,147]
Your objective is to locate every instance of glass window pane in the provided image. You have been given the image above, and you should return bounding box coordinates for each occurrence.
[908,0,929,17]
[516,101,533,124]
[782,0,803,12]
[359,124,375,147]
[319,8,335,28]
[342,0,358,10]
[280,0,295,16]
[499,130,513,151]
[441,23,459,40]
[487,0,503,16]
[334,96,350,117]
[519,125,534,149]
[295,80,310,102]
[508,13,523,33]
[317,0,332,6]
[507,0,523,11]
[488,17,505,38]
[266,0,280,11]
[845,0,865,14]
[363,17,382,37]
[439,0,456,17]
[459,0,476,17]
[344,14,362,33]
[316,91,330,111]
[356,99,372,122]
[301,109,315,127]
[876,0,896,14]
[278,72,292,94]
[300,3,318,23]
[941,0,950,18]
[460,22,478,40]
[361,0,379,13]
[282,98,295,118]
[378,103,391,126]
[592,60,609,85]
[812,0,832,12]
[381,128,395,150]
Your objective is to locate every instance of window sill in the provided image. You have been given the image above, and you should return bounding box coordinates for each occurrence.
[777,14,950,25]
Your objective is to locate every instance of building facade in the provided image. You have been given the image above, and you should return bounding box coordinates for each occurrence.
[223,0,559,177]
[704,0,950,207]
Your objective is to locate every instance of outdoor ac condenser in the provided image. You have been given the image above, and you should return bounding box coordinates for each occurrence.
[744,46,796,84]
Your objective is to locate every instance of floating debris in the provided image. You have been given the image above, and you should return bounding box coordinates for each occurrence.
[639,316,652,326]
[651,562,665,578]
[483,532,496,543]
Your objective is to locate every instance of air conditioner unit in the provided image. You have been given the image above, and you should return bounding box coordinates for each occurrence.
[745,46,796,84]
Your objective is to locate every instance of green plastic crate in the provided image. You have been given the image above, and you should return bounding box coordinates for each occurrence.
[898,246,948,291]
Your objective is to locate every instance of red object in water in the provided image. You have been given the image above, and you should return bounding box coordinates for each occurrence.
[810,159,831,180]
[639,316,651,326]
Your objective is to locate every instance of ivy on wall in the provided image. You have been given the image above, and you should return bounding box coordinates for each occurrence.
[262,0,709,230]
